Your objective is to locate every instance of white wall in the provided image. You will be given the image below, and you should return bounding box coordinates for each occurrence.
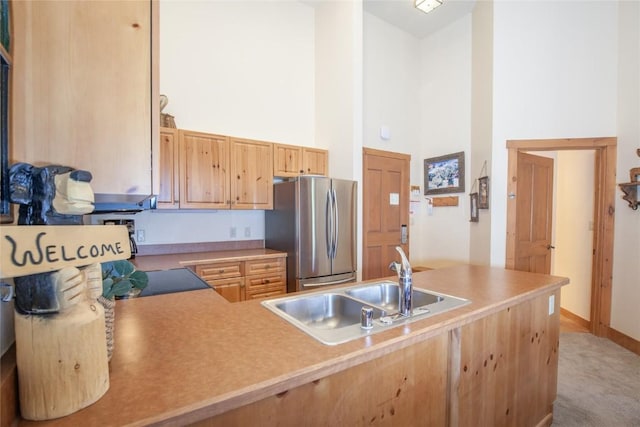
[469,0,493,265]
[553,150,595,321]
[160,0,315,145]
[611,0,640,340]
[415,15,473,267]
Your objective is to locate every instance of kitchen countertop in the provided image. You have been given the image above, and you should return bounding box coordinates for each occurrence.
[18,265,568,426]
[131,248,287,271]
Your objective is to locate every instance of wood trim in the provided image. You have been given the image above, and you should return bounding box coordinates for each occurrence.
[505,147,518,269]
[362,147,411,161]
[560,307,591,330]
[506,137,617,150]
[505,137,616,338]
[603,325,640,357]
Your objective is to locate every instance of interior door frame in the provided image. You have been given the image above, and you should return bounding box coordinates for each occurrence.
[505,137,616,337]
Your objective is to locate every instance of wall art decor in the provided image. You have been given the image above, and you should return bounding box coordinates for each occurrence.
[424,151,465,195]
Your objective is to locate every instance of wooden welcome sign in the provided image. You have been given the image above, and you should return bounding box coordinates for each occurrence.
[0,225,131,278]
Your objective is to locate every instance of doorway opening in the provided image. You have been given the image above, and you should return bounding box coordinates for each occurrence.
[505,137,616,337]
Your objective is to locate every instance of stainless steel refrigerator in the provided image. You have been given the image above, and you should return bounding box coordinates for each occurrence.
[265,176,357,293]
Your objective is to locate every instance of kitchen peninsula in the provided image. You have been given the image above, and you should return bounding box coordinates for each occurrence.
[17,265,568,426]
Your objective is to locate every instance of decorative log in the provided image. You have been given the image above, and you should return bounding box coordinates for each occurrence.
[15,299,109,420]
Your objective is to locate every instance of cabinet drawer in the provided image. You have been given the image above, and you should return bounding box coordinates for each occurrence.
[246,273,285,297]
[195,262,242,280]
[245,289,285,301]
[245,257,285,275]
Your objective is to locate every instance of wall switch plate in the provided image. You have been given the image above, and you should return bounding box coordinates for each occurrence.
[136,229,145,243]
[230,227,237,238]
[548,294,555,315]
[244,227,251,238]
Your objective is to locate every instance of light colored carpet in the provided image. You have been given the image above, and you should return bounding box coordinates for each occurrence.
[554,332,640,426]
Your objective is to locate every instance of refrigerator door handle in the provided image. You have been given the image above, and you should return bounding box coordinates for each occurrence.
[326,190,333,259]
[332,188,338,259]
[302,276,355,287]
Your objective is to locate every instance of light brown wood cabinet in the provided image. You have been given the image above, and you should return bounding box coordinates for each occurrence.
[166,129,273,210]
[179,129,230,209]
[229,137,274,210]
[244,257,286,300]
[12,1,157,195]
[193,255,286,302]
[195,262,244,303]
[273,143,328,177]
[158,127,179,208]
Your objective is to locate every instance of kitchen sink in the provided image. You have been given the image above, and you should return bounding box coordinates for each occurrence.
[273,293,386,330]
[262,280,470,345]
[345,282,443,312]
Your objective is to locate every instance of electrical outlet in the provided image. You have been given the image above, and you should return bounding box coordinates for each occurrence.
[230,227,237,238]
[244,227,251,238]
[136,229,145,243]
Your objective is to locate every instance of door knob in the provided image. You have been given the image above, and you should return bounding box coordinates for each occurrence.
[547,245,556,250]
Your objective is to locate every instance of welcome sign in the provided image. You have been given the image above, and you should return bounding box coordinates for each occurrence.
[0,225,131,278]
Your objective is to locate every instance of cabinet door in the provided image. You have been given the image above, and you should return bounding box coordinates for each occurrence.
[273,143,303,177]
[302,148,328,176]
[230,138,273,210]
[210,277,245,303]
[179,130,230,209]
[158,127,179,208]
[12,1,153,194]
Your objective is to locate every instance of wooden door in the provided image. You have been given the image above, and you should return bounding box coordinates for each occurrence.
[362,148,410,280]
[514,152,554,273]
[179,130,230,209]
[230,138,273,210]
[158,127,179,208]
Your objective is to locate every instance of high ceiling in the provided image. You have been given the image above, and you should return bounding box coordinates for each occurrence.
[363,0,477,39]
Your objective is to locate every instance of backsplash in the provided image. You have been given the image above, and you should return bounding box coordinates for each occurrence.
[86,209,265,246]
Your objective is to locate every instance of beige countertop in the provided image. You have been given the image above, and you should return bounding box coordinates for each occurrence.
[18,265,568,426]
[131,248,287,271]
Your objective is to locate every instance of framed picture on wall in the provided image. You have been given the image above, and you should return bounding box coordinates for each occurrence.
[424,151,465,195]
[478,176,489,209]
[470,192,479,222]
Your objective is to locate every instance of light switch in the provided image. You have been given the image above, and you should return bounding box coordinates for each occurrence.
[548,294,555,315]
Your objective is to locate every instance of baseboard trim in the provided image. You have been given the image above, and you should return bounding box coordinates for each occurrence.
[603,325,640,357]
[560,308,590,330]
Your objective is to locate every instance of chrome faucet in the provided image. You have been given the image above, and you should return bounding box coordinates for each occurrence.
[389,246,412,317]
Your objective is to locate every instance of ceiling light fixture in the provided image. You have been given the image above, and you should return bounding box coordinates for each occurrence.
[415,0,443,14]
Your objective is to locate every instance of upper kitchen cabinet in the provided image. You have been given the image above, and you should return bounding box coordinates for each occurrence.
[177,130,272,210]
[230,137,273,210]
[301,147,328,176]
[179,129,230,209]
[11,1,158,195]
[273,143,328,177]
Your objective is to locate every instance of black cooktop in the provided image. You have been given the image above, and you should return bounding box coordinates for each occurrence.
[138,268,212,297]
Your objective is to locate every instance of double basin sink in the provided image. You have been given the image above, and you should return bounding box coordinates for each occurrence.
[261,281,470,345]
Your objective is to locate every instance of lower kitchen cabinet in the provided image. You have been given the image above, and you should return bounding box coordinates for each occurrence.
[245,257,286,300]
[194,255,286,303]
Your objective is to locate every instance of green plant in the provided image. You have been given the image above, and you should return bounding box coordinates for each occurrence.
[101,260,148,300]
